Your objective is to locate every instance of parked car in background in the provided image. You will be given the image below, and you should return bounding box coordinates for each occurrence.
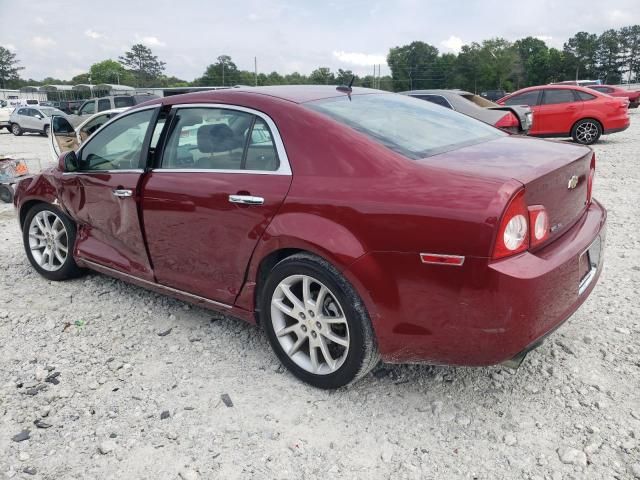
[403,89,533,134]
[15,86,606,389]
[9,106,68,136]
[67,94,159,127]
[56,100,84,115]
[0,103,14,131]
[49,108,126,163]
[480,89,507,101]
[553,80,601,87]
[498,85,629,144]
[588,84,640,108]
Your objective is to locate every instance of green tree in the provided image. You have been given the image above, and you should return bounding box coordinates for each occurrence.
[454,43,482,92]
[387,41,440,91]
[564,32,598,79]
[596,29,623,83]
[619,25,640,82]
[90,59,128,85]
[195,55,240,86]
[478,38,518,90]
[0,46,24,89]
[514,37,549,86]
[309,67,335,85]
[118,44,166,87]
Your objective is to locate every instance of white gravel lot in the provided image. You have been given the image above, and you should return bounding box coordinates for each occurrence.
[0,117,639,480]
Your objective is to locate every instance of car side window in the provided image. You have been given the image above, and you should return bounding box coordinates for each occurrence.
[244,118,279,171]
[79,101,95,115]
[576,91,597,101]
[17,108,26,115]
[98,99,111,112]
[542,89,576,105]
[161,107,278,171]
[416,95,453,109]
[114,97,135,108]
[78,109,155,172]
[503,91,540,106]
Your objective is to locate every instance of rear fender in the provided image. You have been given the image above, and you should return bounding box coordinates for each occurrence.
[234,212,367,313]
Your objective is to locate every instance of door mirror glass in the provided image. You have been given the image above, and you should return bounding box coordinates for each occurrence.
[58,150,78,172]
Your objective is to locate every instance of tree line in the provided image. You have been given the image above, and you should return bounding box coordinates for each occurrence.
[0,25,638,94]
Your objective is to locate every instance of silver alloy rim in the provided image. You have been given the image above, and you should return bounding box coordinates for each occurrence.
[271,274,350,375]
[28,210,68,272]
[12,124,19,134]
[576,122,598,144]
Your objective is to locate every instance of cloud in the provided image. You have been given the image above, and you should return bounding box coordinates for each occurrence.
[5,43,16,51]
[135,35,166,47]
[440,35,464,53]
[332,51,386,66]
[31,36,56,48]
[248,13,259,21]
[35,17,45,25]
[85,29,105,40]
[535,35,553,42]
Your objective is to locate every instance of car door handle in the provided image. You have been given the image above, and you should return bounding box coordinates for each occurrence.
[112,189,133,198]
[228,194,264,205]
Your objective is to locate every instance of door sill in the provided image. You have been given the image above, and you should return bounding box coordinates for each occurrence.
[78,258,232,310]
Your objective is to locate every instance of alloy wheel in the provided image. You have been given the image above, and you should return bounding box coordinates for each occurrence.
[28,210,69,271]
[576,122,599,144]
[271,274,350,375]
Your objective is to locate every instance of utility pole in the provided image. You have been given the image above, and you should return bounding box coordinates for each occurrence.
[254,57,258,86]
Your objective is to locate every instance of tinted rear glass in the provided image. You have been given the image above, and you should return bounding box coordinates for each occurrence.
[307,94,503,159]
[542,89,576,105]
[503,90,540,106]
[576,91,597,101]
[114,97,135,108]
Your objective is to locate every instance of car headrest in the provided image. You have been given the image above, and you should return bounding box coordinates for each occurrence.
[197,124,239,153]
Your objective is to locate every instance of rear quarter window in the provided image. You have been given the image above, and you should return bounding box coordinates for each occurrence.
[307,94,504,160]
[576,91,597,101]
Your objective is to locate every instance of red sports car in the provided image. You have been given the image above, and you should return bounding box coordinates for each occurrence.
[498,85,629,144]
[14,86,606,389]
[588,84,640,109]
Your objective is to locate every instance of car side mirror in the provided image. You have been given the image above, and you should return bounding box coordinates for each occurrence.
[35,115,43,119]
[72,109,78,115]
[58,151,78,172]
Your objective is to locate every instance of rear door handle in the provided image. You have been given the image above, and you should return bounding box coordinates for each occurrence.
[228,194,264,205]
[112,189,133,198]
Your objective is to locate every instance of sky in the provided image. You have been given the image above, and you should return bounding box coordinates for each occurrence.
[1,0,638,82]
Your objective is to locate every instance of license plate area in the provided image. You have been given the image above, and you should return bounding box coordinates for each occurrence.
[578,236,601,295]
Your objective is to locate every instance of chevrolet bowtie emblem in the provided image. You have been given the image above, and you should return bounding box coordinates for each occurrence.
[567,175,579,190]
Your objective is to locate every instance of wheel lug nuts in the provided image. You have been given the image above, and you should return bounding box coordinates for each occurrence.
[308,311,314,318]
[311,331,317,338]
[301,325,307,332]
[316,322,321,329]
[299,312,306,320]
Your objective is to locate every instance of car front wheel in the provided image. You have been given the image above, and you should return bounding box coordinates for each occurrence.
[572,119,602,145]
[261,253,379,389]
[11,123,22,136]
[23,204,83,281]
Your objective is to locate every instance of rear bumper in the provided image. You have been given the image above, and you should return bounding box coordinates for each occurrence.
[603,124,630,135]
[603,115,630,134]
[345,200,607,365]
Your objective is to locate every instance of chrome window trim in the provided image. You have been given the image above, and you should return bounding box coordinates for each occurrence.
[159,103,292,176]
[62,169,144,176]
[73,104,160,174]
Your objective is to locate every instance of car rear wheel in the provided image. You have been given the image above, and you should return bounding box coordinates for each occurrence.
[11,123,22,136]
[41,125,50,137]
[23,204,83,281]
[261,253,379,389]
[572,119,602,145]
[0,185,14,203]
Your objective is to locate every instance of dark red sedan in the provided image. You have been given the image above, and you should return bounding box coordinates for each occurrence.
[588,84,640,108]
[498,85,629,144]
[14,86,606,389]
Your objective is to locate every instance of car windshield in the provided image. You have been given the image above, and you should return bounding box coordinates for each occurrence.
[307,93,504,159]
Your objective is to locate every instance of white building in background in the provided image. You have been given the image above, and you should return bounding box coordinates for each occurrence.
[0,88,47,102]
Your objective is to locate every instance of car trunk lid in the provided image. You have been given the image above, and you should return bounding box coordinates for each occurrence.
[418,135,593,243]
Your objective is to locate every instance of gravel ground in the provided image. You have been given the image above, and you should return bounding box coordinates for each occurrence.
[0,118,639,480]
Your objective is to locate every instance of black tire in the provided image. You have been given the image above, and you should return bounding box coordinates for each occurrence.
[11,123,22,136]
[571,118,602,145]
[0,185,13,203]
[260,253,379,389]
[22,203,83,281]
[42,125,50,137]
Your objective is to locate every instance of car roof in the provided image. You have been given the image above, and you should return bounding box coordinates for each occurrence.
[404,89,475,97]
[153,85,385,106]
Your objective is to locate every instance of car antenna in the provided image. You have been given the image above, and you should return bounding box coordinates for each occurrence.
[336,75,355,98]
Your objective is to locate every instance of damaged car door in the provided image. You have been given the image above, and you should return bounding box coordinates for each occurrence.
[57,107,161,280]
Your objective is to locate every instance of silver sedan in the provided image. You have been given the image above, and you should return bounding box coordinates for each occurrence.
[9,106,68,137]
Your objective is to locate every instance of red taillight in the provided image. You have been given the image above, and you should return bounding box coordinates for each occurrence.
[493,189,529,259]
[528,205,549,248]
[587,153,596,204]
[495,112,519,129]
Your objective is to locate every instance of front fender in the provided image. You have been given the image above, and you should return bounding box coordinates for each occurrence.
[234,212,367,312]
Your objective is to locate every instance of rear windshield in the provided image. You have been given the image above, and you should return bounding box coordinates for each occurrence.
[307,94,504,159]
[114,96,135,108]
